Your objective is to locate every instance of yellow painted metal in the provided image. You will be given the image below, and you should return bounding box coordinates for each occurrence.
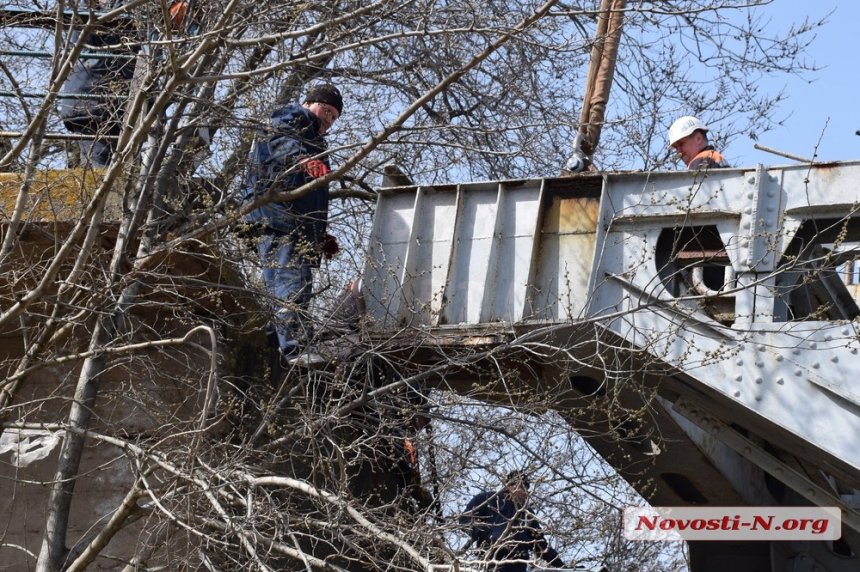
[0,168,122,222]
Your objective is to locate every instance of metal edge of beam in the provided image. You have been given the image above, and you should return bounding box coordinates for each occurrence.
[0,132,118,141]
[604,271,736,339]
[0,7,130,30]
[672,396,860,535]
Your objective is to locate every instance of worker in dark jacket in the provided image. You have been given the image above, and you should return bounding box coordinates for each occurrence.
[667,116,730,170]
[242,83,343,360]
[461,471,567,572]
[59,0,136,167]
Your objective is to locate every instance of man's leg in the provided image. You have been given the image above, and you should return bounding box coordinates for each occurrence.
[76,139,113,168]
[64,119,115,168]
[84,138,114,167]
[257,233,313,356]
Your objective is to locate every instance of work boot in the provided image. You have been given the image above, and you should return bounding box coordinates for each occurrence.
[287,347,327,367]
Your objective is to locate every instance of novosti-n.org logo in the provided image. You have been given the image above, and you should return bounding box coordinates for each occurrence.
[623,506,841,541]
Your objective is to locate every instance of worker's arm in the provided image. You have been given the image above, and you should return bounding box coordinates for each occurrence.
[460,491,493,543]
[528,513,566,568]
[538,543,565,569]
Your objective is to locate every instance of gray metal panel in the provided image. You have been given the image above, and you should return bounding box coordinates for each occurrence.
[364,190,419,327]
[441,183,501,325]
[607,168,746,218]
[481,181,543,323]
[782,160,860,216]
[400,187,459,327]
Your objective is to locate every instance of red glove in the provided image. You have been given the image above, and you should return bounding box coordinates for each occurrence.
[322,233,340,259]
[298,158,330,178]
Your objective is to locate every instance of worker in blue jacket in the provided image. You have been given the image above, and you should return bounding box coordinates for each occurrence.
[242,83,343,360]
[461,471,568,572]
[59,0,136,167]
[59,1,195,167]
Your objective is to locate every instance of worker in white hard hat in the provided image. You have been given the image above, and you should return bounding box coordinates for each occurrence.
[668,116,730,170]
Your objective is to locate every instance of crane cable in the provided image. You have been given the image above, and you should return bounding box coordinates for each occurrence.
[565,0,626,172]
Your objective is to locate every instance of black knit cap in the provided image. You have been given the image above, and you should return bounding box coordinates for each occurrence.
[504,470,530,489]
[304,83,343,116]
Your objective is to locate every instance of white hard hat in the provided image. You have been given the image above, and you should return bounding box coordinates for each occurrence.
[668,116,709,147]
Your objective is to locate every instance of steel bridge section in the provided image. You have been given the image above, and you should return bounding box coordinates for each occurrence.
[365,160,860,572]
[591,162,860,486]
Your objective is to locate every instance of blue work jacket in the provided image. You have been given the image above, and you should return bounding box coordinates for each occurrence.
[461,489,564,572]
[242,103,331,254]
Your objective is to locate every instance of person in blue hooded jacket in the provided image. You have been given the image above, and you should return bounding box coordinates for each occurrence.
[59,1,196,168]
[461,471,568,572]
[242,83,343,360]
[59,0,136,167]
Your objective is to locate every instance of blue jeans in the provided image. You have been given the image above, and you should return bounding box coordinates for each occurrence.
[62,118,119,168]
[77,138,114,167]
[257,233,314,354]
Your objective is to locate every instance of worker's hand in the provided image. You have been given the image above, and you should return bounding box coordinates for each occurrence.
[298,158,330,178]
[322,233,340,259]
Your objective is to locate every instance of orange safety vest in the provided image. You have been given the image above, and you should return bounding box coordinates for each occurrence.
[689,147,729,170]
[169,2,188,25]
[404,439,417,464]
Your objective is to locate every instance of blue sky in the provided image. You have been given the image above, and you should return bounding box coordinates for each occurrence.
[731,1,860,167]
